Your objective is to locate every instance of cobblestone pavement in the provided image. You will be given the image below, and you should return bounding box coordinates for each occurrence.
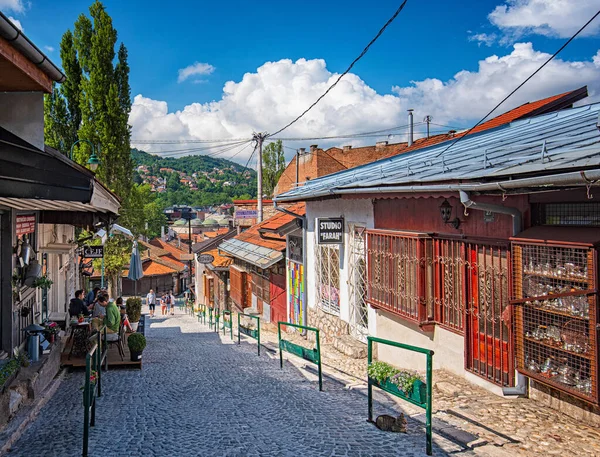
[258,324,600,457]
[6,309,474,457]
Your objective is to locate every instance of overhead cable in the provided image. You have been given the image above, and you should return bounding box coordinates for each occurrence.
[268,0,409,138]
[435,7,600,158]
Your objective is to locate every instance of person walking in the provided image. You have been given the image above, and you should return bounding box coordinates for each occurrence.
[160,293,168,316]
[168,290,176,315]
[146,289,157,318]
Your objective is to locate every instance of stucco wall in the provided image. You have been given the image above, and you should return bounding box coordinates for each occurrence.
[305,198,374,329]
[374,309,465,375]
[0,92,44,150]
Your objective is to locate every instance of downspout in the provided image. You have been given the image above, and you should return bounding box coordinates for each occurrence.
[459,190,528,396]
[274,201,308,327]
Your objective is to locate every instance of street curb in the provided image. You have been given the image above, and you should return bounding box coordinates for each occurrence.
[0,369,66,456]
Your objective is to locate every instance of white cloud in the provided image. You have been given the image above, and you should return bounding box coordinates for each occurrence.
[392,43,600,123]
[0,0,25,13]
[44,45,54,53]
[489,0,600,39]
[130,48,600,164]
[177,62,215,83]
[7,16,23,31]
[468,32,497,46]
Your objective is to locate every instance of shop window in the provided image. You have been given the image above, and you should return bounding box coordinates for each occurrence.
[315,244,340,315]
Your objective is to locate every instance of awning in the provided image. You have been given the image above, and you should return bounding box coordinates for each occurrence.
[219,238,283,270]
[0,127,120,226]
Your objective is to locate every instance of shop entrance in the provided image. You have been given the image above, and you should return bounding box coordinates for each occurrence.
[465,243,513,387]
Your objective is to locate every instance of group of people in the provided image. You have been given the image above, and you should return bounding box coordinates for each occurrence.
[68,287,126,335]
[145,289,176,318]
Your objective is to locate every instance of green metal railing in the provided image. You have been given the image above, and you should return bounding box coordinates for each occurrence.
[197,304,206,324]
[221,310,233,339]
[237,313,261,356]
[278,322,322,391]
[82,327,107,457]
[367,336,434,456]
[213,308,220,332]
[208,307,214,329]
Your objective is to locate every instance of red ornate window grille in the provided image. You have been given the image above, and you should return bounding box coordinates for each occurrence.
[433,238,466,333]
[366,230,430,323]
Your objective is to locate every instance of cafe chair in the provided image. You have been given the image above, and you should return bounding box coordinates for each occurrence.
[106,321,125,362]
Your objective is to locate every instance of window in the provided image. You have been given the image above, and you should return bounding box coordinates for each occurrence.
[433,238,465,332]
[315,243,340,315]
[366,230,429,322]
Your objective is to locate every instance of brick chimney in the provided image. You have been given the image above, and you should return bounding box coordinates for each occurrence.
[343,145,352,151]
[298,148,306,155]
[375,141,388,149]
[310,144,318,152]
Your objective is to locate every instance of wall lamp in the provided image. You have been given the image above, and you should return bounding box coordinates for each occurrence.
[439,199,461,229]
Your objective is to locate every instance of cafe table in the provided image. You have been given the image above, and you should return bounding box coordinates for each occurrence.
[67,318,94,359]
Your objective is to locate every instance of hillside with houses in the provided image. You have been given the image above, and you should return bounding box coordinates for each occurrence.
[132,149,257,206]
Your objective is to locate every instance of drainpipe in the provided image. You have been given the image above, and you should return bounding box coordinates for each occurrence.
[274,201,308,327]
[458,190,528,396]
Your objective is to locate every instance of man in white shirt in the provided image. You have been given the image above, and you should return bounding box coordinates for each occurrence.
[146,289,156,318]
[168,290,176,315]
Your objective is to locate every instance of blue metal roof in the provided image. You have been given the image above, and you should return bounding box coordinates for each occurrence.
[274,103,600,201]
[219,238,283,270]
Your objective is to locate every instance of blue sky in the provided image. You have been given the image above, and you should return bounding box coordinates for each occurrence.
[4,0,600,162]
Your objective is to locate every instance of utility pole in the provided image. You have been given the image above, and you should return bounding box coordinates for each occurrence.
[253,133,266,223]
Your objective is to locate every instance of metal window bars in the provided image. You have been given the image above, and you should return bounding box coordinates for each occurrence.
[315,241,341,315]
[349,225,368,342]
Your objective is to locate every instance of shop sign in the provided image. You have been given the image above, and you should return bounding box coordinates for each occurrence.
[16,214,36,236]
[197,253,215,264]
[317,217,344,244]
[287,235,303,263]
[235,210,257,219]
[82,245,104,258]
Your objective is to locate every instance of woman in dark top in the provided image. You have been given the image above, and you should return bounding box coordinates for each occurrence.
[69,289,91,317]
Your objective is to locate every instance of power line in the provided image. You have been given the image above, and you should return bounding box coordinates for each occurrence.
[271,122,422,142]
[153,140,251,158]
[268,0,409,138]
[132,137,251,144]
[435,7,600,158]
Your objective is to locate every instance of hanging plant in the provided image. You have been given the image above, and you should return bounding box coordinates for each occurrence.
[31,275,53,289]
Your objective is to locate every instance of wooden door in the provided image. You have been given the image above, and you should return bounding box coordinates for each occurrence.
[465,243,513,387]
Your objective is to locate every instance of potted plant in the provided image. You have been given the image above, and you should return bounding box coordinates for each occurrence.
[127,333,146,361]
[126,297,142,332]
[43,321,59,344]
[367,361,427,404]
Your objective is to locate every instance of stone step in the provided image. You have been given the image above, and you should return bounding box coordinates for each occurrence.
[332,336,367,359]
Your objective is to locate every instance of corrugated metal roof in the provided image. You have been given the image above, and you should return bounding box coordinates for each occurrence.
[219,238,283,270]
[275,103,600,202]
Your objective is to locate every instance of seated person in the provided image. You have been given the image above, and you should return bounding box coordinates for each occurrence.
[92,296,121,340]
[69,290,91,318]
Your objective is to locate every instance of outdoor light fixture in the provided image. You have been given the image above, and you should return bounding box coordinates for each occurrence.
[87,153,100,171]
[439,199,461,229]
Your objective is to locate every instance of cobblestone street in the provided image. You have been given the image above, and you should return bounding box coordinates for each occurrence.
[6,310,472,457]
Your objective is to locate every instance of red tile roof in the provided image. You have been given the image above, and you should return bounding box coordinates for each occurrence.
[233,203,306,252]
[203,249,233,268]
[274,87,587,195]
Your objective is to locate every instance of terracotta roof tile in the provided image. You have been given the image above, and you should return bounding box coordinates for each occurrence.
[233,203,306,251]
[203,249,232,268]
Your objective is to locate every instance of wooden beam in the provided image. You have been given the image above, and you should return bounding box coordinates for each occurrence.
[0,35,52,93]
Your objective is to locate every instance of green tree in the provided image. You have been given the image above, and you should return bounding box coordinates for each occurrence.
[262,140,285,197]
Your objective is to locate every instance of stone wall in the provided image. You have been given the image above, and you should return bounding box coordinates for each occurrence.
[0,340,61,428]
[307,307,349,344]
[530,381,600,427]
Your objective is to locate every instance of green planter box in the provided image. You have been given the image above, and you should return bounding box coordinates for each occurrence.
[239,325,258,339]
[369,376,427,405]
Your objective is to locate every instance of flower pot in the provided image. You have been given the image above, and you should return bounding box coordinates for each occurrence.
[130,350,142,362]
[48,334,55,344]
[130,321,139,332]
[369,377,427,405]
